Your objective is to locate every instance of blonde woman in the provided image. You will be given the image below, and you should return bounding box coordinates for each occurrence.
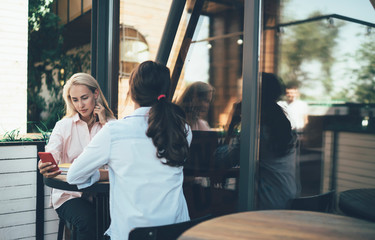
[38,73,115,240]
[177,81,214,131]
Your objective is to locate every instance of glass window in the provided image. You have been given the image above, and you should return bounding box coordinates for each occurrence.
[170,0,244,218]
[262,0,375,204]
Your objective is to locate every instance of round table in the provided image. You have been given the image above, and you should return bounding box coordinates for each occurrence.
[44,174,109,192]
[339,188,375,222]
[44,175,110,240]
[178,210,375,240]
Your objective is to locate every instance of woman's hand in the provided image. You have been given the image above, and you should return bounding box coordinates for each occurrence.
[94,103,107,125]
[38,160,61,178]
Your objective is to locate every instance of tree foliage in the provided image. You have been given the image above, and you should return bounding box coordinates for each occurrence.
[349,33,375,103]
[279,11,343,97]
[28,0,90,132]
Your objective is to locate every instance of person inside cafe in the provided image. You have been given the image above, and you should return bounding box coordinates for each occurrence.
[38,73,115,239]
[67,61,192,240]
[176,81,214,131]
[277,82,308,133]
[258,72,299,210]
[214,73,298,209]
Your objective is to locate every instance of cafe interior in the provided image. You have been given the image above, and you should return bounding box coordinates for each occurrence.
[1,0,375,239]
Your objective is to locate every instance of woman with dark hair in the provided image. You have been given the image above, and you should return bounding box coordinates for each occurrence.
[67,61,191,240]
[258,72,298,210]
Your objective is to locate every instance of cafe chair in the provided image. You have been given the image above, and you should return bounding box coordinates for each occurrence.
[288,190,335,213]
[128,215,212,240]
[57,218,76,240]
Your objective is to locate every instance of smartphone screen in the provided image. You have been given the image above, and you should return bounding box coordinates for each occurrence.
[38,152,60,172]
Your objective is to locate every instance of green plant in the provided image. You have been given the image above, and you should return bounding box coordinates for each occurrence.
[0,129,33,142]
[34,122,52,143]
[28,0,91,132]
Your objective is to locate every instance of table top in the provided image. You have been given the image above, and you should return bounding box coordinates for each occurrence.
[339,188,375,222]
[179,210,375,240]
[44,174,109,193]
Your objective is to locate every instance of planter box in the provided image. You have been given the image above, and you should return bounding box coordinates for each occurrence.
[0,141,59,239]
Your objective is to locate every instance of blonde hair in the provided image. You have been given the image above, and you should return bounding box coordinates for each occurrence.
[176,81,214,125]
[63,73,115,122]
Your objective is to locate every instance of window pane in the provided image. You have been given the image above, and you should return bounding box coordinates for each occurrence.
[265,0,375,204]
[172,0,244,218]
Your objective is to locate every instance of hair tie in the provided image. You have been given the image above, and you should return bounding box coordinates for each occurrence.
[157,94,166,101]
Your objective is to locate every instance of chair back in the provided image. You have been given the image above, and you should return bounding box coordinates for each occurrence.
[289,191,335,213]
[128,215,212,240]
[185,131,219,173]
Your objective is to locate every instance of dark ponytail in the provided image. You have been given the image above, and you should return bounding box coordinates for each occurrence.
[130,61,189,166]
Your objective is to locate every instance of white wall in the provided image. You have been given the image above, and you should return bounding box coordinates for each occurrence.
[0,0,28,135]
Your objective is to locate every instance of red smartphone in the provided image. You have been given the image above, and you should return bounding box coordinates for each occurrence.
[38,152,60,172]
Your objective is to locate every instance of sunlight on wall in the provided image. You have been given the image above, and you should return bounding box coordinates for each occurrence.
[0,0,28,135]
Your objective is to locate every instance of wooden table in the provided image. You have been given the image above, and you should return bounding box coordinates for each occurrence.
[339,188,375,222]
[179,210,375,240]
[44,175,110,240]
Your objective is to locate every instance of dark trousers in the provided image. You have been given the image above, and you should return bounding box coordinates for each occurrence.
[56,198,96,240]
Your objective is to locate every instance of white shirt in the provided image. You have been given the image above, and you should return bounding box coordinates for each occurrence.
[278,100,308,130]
[67,107,192,240]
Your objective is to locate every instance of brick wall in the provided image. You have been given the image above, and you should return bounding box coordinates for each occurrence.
[0,0,28,135]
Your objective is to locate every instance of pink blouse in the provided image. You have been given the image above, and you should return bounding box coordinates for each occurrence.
[46,113,104,209]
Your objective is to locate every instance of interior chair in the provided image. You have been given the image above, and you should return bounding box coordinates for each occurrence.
[289,191,336,213]
[128,215,212,240]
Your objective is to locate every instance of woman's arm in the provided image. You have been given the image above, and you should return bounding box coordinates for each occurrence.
[67,125,111,189]
[39,122,64,178]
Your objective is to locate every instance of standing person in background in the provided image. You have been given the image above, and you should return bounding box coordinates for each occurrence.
[278,82,309,133]
[67,61,192,240]
[176,81,214,131]
[38,73,115,240]
[258,73,298,210]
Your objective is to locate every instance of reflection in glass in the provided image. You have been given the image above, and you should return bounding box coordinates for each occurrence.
[273,0,375,201]
[176,81,214,131]
[172,0,244,218]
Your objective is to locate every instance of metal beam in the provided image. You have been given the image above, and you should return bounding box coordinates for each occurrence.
[91,0,119,117]
[155,0,186,65]
[239,0,261,211]
[265,14,375,30]
[169,0,205,100]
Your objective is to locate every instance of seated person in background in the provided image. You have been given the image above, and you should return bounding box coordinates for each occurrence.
[38,73,115,240]
[67,61,192,240]
[176,81,214,131]
[258,72,298,210]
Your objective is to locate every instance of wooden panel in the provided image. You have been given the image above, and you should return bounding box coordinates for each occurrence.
[337,179,375,192]
[338,164,375,179]
[0,159,36,173]
[44,233,59,240]
[0,197,35,214]
[322,131,375,193]
[337,173,375,187]
[0,210,35,228]
[337,147,375,161]
[340,132,375,142]
[0,184,36,200]
[45,219,60,235]
[45,208,59,221]
[0,172,36,187]
[0,223,35,239]
[0,145,36,159]
[44,196,53,208]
